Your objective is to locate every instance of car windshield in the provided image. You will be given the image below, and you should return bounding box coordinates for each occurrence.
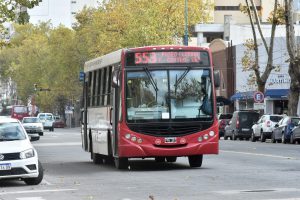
[13,106,28,114]
[23,117,39,123]
[126,69,213,122]
[269,116,283,122]
[219,114,232,119]
[0,122,26,141]
[39,114,53,121]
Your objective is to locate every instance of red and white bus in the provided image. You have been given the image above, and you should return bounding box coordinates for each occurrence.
[81,45,220,169]
[0,105,29,120]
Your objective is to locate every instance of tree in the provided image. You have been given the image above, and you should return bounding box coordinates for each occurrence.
[74,0,214,59]
[284,0,300,116]
[0,0,40,46]
[0,22,82,113]
[240,0,282,92]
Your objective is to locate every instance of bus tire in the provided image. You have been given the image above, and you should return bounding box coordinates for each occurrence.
[188,155,203,168]
[114,157,128,170]
[155,157,165,162]
[93,153,103,164]
[166,156,177,162]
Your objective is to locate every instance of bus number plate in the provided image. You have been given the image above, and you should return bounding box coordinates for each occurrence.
[165,137,177,143]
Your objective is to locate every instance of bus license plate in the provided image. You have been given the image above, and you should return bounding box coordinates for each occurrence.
[0,163,11,170]
[165,137,177,143]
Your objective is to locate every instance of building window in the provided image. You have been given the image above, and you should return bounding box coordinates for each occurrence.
[215,6,261,11]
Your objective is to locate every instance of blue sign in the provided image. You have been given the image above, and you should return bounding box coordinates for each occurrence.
[79,71,85,81]
[253,91,264,103]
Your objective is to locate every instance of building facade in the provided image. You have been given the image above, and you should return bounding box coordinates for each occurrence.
[28,0,99,28]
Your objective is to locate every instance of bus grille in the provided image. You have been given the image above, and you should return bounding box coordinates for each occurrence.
[127,123,211,137]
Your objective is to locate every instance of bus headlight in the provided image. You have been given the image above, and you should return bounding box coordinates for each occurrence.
[198,137,203,142]
[203,134,209,140]
[131,136,137,142]
[209,131,215,137]
[125,133,131,139]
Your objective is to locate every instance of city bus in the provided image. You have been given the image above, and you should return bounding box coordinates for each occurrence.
[81,45,220,169]
[0,105,29,120]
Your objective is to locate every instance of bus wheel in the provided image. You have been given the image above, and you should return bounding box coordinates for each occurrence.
[166,156,177,162]
[93,153,103,164]
[155,157,165,162]
[188,155,203,168]
[114,157,128,169]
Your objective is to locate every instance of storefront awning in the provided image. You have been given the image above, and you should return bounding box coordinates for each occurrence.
[230,91,255,101]
[265,89,289,98]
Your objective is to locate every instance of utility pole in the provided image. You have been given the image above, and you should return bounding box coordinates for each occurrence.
[184,0,188,46]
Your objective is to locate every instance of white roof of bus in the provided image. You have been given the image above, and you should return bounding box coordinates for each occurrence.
[84,49,123,73]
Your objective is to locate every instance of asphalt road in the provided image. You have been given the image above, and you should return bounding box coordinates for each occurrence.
[0,128,300,200]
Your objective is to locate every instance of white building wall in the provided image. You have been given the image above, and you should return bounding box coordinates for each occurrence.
[28,0,99,28]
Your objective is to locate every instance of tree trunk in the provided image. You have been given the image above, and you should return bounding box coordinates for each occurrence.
[288,63,300,116]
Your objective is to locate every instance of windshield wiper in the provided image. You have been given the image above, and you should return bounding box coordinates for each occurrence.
[143,67,158,92]
[174,67,190,95]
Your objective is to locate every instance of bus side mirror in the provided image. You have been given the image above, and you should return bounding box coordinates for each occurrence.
[214,69,220,88]
[112,70,120,88]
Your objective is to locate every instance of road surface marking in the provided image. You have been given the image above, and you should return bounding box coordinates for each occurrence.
[33,142,81,147]
[216,188,300,195]
[16,197,45,200]
[0,189,77,195]
[220,150,297,160]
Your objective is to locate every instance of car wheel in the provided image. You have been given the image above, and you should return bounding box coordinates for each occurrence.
[23,160,44,185]
[270,132,276,143]
[232,132,237,141]
[250,132,256,142]
[290,134,295,144]
[39,132,44,136]
[188,155,203,168]
[260,132,266,142]
[282,133,286,144]
[224,135,228,140]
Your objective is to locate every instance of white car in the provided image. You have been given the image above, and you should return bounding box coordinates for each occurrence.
[251,114,283,142]
[22,117,44,137]
[37,113,55,132]
[0,117,43,185]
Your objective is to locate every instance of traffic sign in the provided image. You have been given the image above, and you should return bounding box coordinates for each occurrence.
[79,71,85,81]
[253,91,264,103]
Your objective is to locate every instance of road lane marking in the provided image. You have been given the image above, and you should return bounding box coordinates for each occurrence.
[41,179,53,186]
[220,150,297,160]
[16,197,45,200]
[33,142,81,147]
[216,188,300,195]
[0,189,77,195]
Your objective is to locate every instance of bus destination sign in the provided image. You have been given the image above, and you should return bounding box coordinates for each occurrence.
[134,51,201,64]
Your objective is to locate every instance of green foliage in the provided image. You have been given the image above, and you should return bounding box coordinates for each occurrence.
[0,23,82,112]
[74,0,214,58]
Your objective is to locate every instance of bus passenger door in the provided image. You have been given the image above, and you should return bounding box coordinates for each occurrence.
[83,81,88,151]
[112,69,121,157]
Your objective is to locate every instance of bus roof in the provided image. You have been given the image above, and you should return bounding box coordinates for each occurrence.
[84,45,211,72]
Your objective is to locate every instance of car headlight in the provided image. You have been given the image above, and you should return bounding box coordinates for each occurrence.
[20,149,35,159]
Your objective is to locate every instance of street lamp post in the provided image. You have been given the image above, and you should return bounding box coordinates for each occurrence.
[184,0,188,46]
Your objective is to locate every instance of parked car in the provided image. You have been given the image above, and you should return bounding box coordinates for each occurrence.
[290,121,300,144]
[37,113,55,132]
[224,110,260,140]
[53,115,65,128]
[22,117,44,137]
[0,117,43,185]
[218,113,233,139]
[272,116,300,143]
[251,114,283,142]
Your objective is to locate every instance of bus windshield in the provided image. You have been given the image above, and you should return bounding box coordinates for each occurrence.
[126,68,212,122]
